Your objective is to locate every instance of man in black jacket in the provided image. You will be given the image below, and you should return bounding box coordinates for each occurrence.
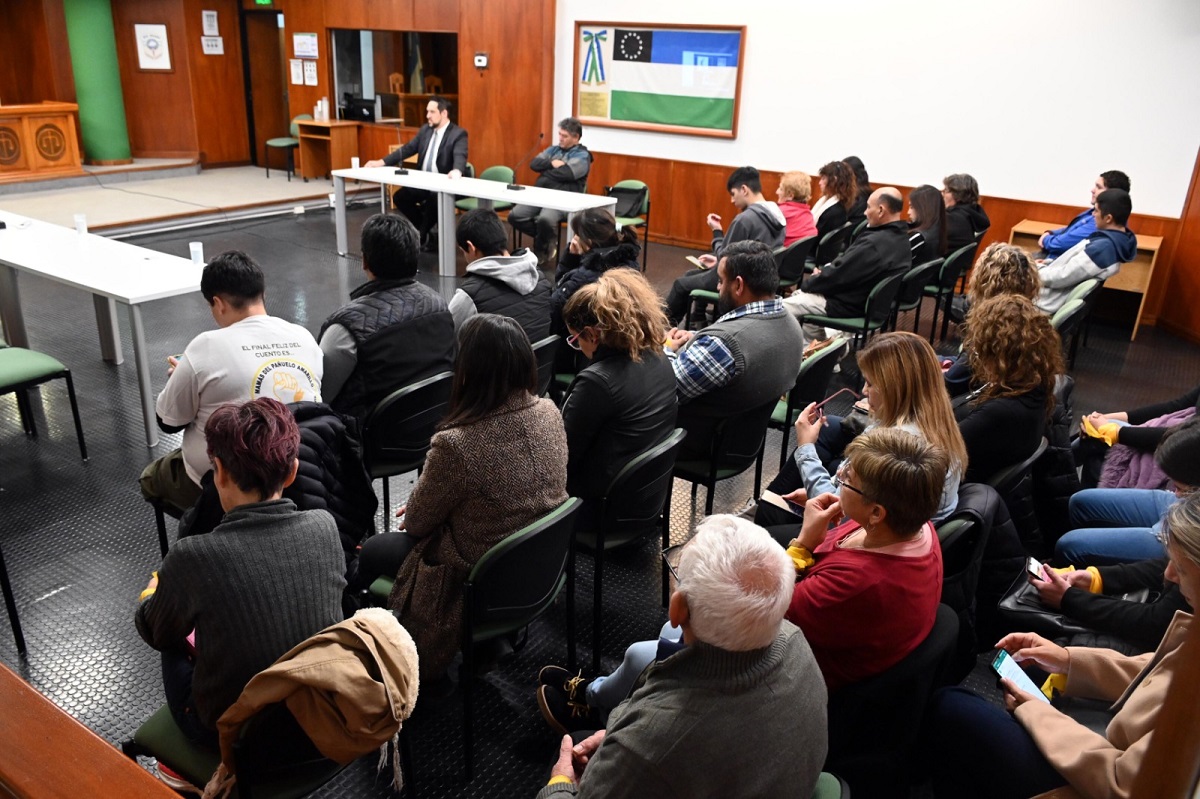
[509,117,591,264]
[364,96,469,243]
[782,187,911,341]
[318,213,455,421]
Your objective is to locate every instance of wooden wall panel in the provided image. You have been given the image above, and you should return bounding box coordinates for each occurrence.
[245,11,287,165]
[322,0,413,31]
[1158,146,1200,343]
[415,0,459,32]
[280,0,326,126]
[589,150,1183,327]
[111,0,199,158]
[182,0,248,164]
[0,0,58,105]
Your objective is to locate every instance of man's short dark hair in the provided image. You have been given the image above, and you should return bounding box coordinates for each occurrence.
[726,166,762,195]
[559,117,583,138]
[721,240,778,296]
[200,251,265,308]
[879,191,904,214]
[1101,170,1131,193]
[1095,188,1132,227]
[361,213,419,279]
[456,209,508,256]
[429,95,451,113]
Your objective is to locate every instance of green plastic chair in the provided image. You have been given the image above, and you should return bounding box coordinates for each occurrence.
[812,771,851,798]
[265,114,312,182]
[607,179,651,270]
[802,271,906,350]
[921,242,978,343]
[684,288,720,330]
[0,346,86,460]
[455,165,516,212]
[768,336,847,470]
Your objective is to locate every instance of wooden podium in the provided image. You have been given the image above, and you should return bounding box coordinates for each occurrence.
[0,101,85,183]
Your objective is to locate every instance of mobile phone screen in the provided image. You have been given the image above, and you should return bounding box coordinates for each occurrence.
[991,650,1051,703]
[1026,557,1044,579]
[785,499,806,516]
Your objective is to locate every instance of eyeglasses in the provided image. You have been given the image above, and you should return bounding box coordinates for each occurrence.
[834,462,865,497]
[661,544,684,584]
[566,332,582,350]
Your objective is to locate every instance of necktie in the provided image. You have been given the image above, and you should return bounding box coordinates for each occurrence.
[423,127,443,173]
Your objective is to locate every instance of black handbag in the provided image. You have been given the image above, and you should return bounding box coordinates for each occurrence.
[996,571,1151,639]
[606,185,648,219]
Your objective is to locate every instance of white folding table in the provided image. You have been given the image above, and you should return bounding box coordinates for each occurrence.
[0,210,203,448]
[331,167,618,276]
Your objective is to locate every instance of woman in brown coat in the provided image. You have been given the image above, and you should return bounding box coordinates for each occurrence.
[356,314,568,681]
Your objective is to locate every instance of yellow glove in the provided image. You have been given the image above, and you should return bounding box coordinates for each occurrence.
[786,543,814,573]
[1082,418,1120,446]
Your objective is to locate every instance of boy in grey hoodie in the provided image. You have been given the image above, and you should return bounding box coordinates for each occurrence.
[665,166,786,324]
[1036,189,1137,314]
[450,209,553,341]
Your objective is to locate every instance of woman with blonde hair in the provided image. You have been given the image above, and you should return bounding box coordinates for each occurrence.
[955,294,1064,482]
[561,269,677,525]
[776,171,818,246]
[759,331,966,526]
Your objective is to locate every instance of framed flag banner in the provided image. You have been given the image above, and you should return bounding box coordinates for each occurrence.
[573,23,746,139]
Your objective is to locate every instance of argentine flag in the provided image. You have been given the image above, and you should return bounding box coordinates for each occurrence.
[608,28,740,131]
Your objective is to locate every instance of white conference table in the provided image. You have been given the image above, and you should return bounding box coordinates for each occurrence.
[331,167,618,277]
[0,210,203,447]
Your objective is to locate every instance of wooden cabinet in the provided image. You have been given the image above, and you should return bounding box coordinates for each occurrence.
[297,119,359,180]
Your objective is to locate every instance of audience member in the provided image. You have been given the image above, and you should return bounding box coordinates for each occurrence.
[811,161,858,258]
[843,155,872,228]
[1035,188,1136,314]
[776,170,819,246]
[907,183,948,264]
[550,208,640,337]
[954,295,1064,483]
[355,314,567,682]
[449,208,552,341]
[1077,381,1200,487]
[135,397,345,745]
[783,187,912,342]
[944,243,1042,396]
[942,173,990,252]
[664,166,785,325]
[759,332,966,527]
[560,270,677,527]
[509,117,592,264]
[1039,170,1131,257]
[140,252,323,513]
[364,96,467,245]
[318,213,455,420]
[533,516,827,798]
[929,490,1200,799]
[1055,416,1200,566]
[666,241,804,460]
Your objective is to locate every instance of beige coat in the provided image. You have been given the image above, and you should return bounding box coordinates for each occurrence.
[1017,610,1192,799]
[387,393,568,679]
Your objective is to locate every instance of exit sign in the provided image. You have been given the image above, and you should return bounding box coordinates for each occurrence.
[255,0,272,5]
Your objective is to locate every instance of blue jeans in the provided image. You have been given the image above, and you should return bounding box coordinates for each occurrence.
[928,687,1066,799]
[1054,488,1172,565]
[586,622,681,711]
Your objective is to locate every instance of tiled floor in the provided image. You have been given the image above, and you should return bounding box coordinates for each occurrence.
[1,203,1196,798]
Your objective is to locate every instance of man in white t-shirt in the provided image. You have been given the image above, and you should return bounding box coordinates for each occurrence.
[139,251,324,513]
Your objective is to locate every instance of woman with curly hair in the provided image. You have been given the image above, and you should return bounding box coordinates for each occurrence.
[945,243,1044,395]
[955,294,1064,483]
[561,269,678,526]
[811,161,858,261]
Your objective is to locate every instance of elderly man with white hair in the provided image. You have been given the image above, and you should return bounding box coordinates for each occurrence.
[533,515,827,799]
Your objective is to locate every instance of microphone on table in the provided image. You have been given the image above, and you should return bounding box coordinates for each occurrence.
[507,133,544,190]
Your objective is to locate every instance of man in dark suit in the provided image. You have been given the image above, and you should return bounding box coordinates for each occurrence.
[365,96,468,244]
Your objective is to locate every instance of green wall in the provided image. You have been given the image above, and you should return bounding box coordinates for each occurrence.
[63,0,131,162]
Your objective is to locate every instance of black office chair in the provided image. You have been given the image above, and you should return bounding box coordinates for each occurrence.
[801,271,905,350]
[809,222,854,268]
[369,497,584,780]
[361,371,454,527]
[574,429,686,671]
[531,335,561,398]
[987,438,1049,497]
[768,337,846,471]
[674,400,777,516]
[922,243,978,343]
[825,604,960,799]
[891,258,943,333]
[777,235,818,288]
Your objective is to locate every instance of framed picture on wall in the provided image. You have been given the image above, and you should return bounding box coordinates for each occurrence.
[573,22,745,139]
[134,23,173,72]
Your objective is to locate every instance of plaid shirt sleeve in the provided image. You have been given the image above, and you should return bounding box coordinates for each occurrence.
[671,334,737,402]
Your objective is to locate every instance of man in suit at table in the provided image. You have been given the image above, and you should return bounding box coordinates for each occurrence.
[364,96,468,246]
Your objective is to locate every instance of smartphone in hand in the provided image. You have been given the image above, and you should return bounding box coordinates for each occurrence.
[1026,556,1045,580]
[992,650,1051,704]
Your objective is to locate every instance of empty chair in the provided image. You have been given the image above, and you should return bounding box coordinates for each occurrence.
[892,257,943,333]
[0,345,87,461]
[922,243,978,343]
[605,180,651,270]
[264,114,312,182]
[531,334,561,397]
[673,400,776,516]
[810,222,854,267]
[768,337,846,470]
[777,235,818,288]
[455,165,516,212]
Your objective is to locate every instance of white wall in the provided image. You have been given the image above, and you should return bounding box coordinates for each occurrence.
[555,0,1200,217]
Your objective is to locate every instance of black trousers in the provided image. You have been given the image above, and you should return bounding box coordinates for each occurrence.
[393,188,435,236]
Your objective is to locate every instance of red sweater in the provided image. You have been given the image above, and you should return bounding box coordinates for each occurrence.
[780,201,818,246]
[786,520,943,692]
